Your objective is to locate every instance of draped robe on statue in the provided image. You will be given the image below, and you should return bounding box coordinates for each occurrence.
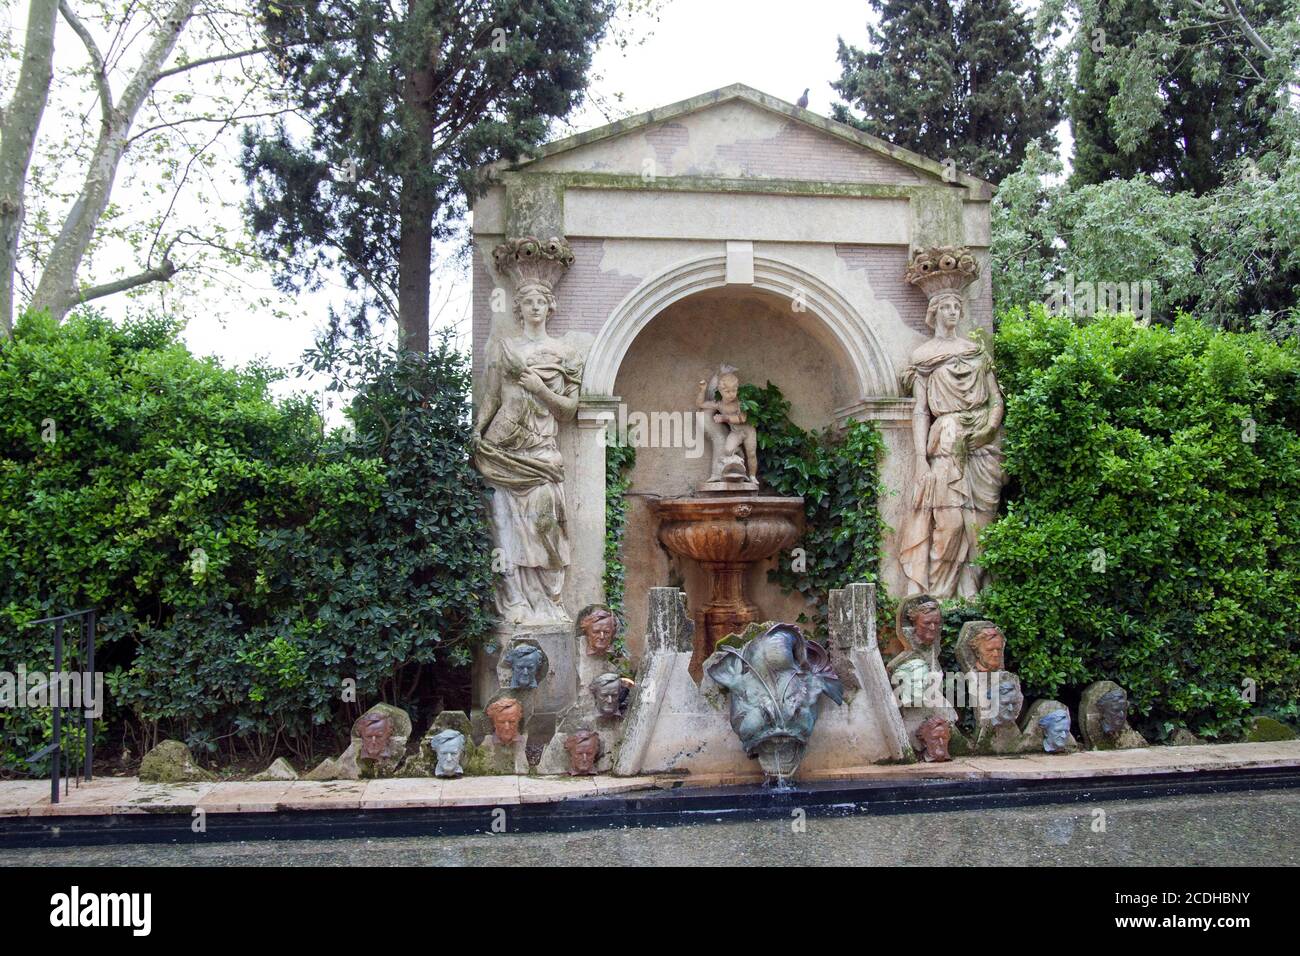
[898,340,1005,599]
[474,334,585,623]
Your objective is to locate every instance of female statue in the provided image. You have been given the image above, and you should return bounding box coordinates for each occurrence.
[474,238,585,625]
[898,248,1005,599]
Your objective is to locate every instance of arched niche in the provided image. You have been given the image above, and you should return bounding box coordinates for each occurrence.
[609,284,864,660]
[583,252,897,400]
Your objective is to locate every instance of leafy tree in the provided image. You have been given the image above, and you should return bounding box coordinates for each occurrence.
[832,0,1061,183]
[1060,0,1298,193]
[992,142,1300,333]
[1,1,301,336]
[240,0,618,352]
[981,309,1300,737]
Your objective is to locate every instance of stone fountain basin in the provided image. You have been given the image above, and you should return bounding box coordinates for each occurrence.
[651,494,805,563]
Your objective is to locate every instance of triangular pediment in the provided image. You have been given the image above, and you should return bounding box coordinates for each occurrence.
[501,85,992,197]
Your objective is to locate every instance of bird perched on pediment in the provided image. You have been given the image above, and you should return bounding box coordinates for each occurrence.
[796,88,809,109]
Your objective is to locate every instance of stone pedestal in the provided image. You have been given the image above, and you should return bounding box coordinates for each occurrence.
[700,562,759,651]
[650,495,804,674]
[474,736,530,775]
[569,399,618,611]
[974,722,1023,754]
[615,584,911,777]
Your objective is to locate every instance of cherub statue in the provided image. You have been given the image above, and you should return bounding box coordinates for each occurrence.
[696,364,758,484]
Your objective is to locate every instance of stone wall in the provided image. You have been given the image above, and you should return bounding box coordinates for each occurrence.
[527,98,929,184]
[469,87,995,665]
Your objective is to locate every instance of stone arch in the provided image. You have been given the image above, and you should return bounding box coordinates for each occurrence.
[581,253,898,398]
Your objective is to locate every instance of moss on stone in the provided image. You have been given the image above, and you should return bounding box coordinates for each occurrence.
[503,174,566,237]
[947,731,971,757]
[1246,716,1297,742]
[138,740,216,783]
[460,741,493,777]
[876,748,918,765]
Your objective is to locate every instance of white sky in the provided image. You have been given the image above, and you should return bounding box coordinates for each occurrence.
[183,0,883,408]
[8,0,1063,411]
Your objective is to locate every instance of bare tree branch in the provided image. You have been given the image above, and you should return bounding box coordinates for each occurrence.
[146,81,258,263]
[30,0,201,321]
[59,0,115,127]
[152,33,359,84]
[1222,0,1276,59]
[127,106,298,147]
[73,256,179,305]
[1187,0,1277,59]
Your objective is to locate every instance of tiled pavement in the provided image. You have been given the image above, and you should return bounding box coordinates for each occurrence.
[1,741,1297,818]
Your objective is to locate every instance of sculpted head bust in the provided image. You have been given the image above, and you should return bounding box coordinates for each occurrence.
[916,716,952,763]
[577,605,619,656]
[428,729,466,778]
[1097,689,1129,738]
[358,713,394,760]
[925,290,966,334]
[990,672,1024,728]
[589,672,625,718]
[955,620,1009,675]
[1039,709,1072,752]
[504,643,545,689]
[970,626,1006,672]
[485,697,524,745]
[908,598,942,649]
[564,729,601,775]
[512,279,557,329]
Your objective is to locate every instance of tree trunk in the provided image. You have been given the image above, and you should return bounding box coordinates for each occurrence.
[396,11,435,355]
[0,0,59,337]
[397,175,433,355]
[30,0,198,323]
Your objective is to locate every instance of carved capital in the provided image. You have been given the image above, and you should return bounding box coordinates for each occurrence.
[905,245,979,301]
[492,235,574,293]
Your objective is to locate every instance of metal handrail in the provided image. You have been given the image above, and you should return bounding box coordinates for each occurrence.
[26,608,98,626]
[20,608,97,804]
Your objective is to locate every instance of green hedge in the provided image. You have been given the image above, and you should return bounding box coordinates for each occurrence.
[0,311,494,770]
[981,308,1300,737]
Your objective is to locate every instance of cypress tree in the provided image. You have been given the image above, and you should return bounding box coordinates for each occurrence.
[832,0,1060,183]
[1069,0,1288,194]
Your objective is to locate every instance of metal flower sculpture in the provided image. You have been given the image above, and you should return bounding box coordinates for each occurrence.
[705,623,844,779]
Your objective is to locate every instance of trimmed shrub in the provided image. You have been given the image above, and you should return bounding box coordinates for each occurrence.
[0,311,493,770]
[981,308,1300,737]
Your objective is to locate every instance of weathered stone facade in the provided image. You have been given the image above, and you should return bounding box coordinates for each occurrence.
[471,84,994,663]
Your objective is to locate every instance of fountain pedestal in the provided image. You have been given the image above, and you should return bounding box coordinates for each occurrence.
[650,494,804,672]
[699,561,758,647]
